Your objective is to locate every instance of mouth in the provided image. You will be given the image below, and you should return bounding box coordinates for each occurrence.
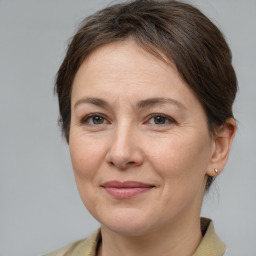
[101,181,155,199]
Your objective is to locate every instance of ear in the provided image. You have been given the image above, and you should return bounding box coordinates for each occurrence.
[206,118,237,177]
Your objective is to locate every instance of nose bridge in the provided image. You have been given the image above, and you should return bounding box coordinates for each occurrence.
[107,120,143,168]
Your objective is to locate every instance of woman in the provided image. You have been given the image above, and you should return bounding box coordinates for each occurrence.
[45,0,237,255]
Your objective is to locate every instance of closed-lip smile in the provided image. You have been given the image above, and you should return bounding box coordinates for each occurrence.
[101,180,155,199]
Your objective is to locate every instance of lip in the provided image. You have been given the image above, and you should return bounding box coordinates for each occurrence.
[101,181,155,199]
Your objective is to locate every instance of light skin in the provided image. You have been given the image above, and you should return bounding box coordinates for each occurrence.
[69,40,236,256]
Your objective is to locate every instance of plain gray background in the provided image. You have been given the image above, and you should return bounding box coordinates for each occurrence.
[1,0,255,255]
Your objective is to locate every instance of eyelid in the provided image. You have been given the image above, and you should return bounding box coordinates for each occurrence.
[80,113,110,125]
[145,113,176,125]
[78,112,176,126]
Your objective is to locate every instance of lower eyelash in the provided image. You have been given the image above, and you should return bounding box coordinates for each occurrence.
[80,113,108,125]
[148,114,176,124]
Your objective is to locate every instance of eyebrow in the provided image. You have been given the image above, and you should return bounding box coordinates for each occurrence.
[74,97,186,110]
[137,97,186,110]
[74,97,109,109]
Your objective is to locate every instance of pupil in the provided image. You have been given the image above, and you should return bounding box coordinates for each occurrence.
[93,116,103,124]
[154,116,165,124]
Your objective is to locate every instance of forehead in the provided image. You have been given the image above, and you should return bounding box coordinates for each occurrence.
[71,40,200,109]
[80,41,170,74]
[73,40,179,89]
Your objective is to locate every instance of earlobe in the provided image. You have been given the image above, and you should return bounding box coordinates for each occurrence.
[206,118,237,177]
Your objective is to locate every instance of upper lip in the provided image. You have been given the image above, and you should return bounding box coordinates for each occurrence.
[101,180,155,188]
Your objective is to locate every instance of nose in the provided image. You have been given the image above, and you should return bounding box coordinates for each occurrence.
[106,124,144,169]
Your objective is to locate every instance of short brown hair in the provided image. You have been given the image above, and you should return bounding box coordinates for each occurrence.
[55,0,237,189]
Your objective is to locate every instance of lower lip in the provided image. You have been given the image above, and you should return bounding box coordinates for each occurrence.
[103,187,153,199]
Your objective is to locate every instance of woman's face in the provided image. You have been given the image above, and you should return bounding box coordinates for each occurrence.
[69,40,215,236]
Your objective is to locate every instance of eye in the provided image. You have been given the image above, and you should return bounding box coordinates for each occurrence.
[147,114,175,125]
[80,114,108,125]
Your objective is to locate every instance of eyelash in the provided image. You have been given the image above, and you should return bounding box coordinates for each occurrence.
[80,113,176,127]
[146,113,176,126]
[80,113,109,125]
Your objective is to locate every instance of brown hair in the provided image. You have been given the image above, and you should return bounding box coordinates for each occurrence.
[55,0,237,189]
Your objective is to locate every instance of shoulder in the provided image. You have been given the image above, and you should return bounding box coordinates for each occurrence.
[42,230,101,256]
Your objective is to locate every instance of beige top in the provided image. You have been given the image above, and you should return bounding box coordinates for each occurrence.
[44,218,227,256]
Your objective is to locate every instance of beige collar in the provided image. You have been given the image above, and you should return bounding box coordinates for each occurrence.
[45,218,226,256]
[193,218,226,256]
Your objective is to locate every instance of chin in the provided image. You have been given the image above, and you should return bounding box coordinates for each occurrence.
[103,222,153,237]
[96,208,156,236]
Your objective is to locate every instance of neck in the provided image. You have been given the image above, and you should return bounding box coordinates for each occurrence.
[98,216,202,256]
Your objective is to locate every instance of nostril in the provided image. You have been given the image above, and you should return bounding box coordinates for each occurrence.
[108,160,136,169]
[109,161,115,166]
[108,160,138,169]
[127,161,136,166]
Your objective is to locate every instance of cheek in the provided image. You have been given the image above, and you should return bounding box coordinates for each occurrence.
[69,133,105,181]
[151,135,211,215]
[147,132,211,186]
[69,134,105,212]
